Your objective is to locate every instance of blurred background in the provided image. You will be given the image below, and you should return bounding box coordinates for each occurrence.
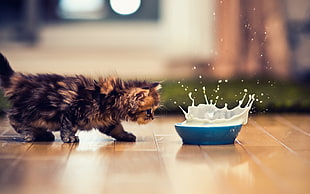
[0,0,310,113]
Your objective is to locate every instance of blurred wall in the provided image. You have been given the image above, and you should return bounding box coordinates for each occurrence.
[40,0,216,58]
[0,0,216,79]
[0,0,309,80]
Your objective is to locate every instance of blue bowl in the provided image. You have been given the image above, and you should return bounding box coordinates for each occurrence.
[175,123,242,145]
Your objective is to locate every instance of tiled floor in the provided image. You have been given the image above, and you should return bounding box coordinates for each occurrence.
[0,114,310,194]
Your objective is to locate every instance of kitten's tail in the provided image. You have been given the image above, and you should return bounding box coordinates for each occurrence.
[0,53,15,88]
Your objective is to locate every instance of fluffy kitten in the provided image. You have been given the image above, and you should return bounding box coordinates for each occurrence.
[0,53,160,143]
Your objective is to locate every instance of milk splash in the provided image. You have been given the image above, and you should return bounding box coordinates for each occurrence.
[179,87,256,127]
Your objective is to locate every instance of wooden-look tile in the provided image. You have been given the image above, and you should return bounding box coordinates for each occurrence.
[200,144,284,194]
[114,123,158,151]
[152,116,184,135]
[0,142,32,158]
[237,119,283,147]
[243,146,310,194]
[22,142,72,160]
[0,114,310,194]
[103,151,172,194]
[277,114,310,135]
[252,115,310,151]
[5,159,68,194]
[60,146,112,193]
[161,145,228,194]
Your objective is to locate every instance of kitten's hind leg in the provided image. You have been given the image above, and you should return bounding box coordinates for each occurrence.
[99,124,136,142]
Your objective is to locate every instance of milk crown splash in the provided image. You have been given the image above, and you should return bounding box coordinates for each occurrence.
[179,87,255,126]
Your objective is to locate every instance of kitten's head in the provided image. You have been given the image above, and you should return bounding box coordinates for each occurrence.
[126,82,161,124]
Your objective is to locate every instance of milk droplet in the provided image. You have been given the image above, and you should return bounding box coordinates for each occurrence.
[218,80,223,83]
[244,88,248,93]
[188,92,195,106]
[199,75,202,79]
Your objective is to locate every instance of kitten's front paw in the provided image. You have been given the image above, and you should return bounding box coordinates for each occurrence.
[116,133,136,142]
[62,136,79,143]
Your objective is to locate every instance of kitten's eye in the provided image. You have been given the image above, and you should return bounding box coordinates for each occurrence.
[145,108,154,120]
[146,109,152,114]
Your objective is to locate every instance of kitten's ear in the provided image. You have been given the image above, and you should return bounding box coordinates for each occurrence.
[150,82,162,91]
[141,83,161,93]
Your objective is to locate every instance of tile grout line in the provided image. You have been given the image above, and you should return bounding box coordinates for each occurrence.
[249,120,297,155]
[275,115,310,137]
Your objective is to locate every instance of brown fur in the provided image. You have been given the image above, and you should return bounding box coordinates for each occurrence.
[0,53,160,143]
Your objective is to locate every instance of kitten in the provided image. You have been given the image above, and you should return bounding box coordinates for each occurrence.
[0,53,160,143]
